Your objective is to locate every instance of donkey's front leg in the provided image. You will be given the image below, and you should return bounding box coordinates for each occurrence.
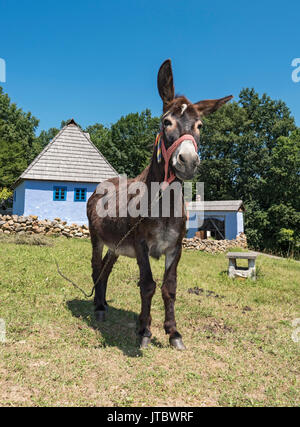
[162,245,186,350]
[135,240,156,349]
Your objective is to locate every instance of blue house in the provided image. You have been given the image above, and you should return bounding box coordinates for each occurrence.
[186,200,244,240]
[13,119,118,224]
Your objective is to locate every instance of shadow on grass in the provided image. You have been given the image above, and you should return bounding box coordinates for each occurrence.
[67,298,164,357]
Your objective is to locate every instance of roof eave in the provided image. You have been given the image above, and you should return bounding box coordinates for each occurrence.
[12,177,24,189]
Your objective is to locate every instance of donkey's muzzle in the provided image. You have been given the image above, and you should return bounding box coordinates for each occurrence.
[172,139,200,180]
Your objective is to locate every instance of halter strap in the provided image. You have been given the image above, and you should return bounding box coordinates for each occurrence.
[155,133,198,189]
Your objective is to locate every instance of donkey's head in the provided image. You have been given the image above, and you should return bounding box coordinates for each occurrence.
[157,59,233,181]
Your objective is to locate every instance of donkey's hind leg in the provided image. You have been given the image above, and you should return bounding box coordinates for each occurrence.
[136,240,156,348]
[94,249,118,322]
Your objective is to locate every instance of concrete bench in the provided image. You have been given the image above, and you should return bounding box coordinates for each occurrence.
[226,252,257,280]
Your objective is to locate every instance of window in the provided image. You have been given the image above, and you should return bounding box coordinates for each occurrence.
[13,191,16,202]
[74,188,87,202]
[53,186,67,201]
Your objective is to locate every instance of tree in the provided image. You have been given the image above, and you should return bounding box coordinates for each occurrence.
[0,186,12,201]
[236,88,296,205]
[0,87,39,187]
[196,101,249,200]
[195,88,299,256]
[265,203,300,256]
[85,123,113,163]
[0,139,27,187]
[87,110,160,177]
[110,109,160,177]
[262,130,300,210]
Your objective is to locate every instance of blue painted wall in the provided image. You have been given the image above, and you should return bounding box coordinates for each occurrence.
[13,181,25,216]
[13,180,245,234]
[186,210,243,240]
[13,180,97,224]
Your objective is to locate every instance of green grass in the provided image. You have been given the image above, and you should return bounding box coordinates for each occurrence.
[0,236,299,407]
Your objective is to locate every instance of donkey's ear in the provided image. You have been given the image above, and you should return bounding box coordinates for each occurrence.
[194,95,233,117]
[157,59,175,111]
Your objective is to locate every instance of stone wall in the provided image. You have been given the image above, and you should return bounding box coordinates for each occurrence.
[182,233,247,253]
[0,214,89,238]
[0,214,247,252]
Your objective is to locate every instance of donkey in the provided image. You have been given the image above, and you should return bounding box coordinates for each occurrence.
[87,59,232,350]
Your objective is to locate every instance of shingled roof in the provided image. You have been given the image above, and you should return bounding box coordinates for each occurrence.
[188,200,245,212]
[15,119,118,185]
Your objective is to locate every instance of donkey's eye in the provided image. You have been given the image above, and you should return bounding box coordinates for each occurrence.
[197,121,203,130]
[164,119,172,127]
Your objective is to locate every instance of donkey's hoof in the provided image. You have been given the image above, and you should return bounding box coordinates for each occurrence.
[140,336,151,349]
[95,310,106,322]
[170,337,186,351]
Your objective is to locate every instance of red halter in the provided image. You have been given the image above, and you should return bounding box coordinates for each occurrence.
[155,133,198,190]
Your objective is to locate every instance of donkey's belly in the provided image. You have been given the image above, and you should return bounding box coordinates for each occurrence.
[147,226,180,259]
[104,240,137,258]
[100,219,181,260]
[114,245,136,258]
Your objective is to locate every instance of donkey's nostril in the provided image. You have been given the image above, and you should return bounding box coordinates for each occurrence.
[179,154,186,163]
[194,157,200,167]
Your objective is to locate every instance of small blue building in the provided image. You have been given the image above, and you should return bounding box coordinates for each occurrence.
[13,119,118,224]
[186,200,244,240]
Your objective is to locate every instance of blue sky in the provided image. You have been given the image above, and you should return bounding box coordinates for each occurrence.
[1,0,300,132]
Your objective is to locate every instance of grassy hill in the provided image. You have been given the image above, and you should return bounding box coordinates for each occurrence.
[0,236,299,406]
